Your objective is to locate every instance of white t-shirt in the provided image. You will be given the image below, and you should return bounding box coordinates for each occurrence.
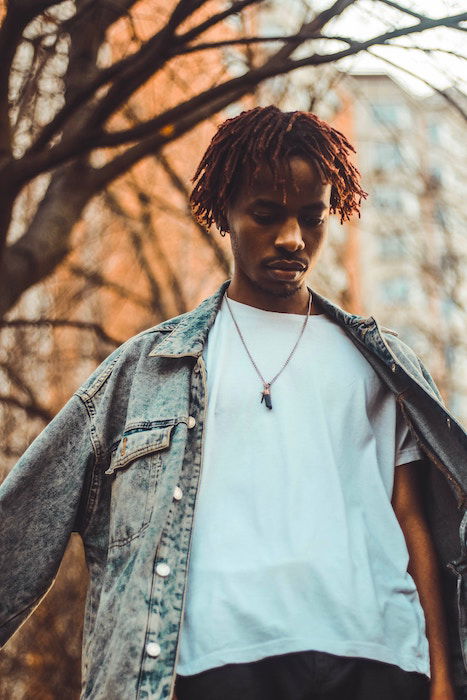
[176,295,429,678]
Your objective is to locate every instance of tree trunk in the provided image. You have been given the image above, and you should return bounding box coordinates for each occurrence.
[0,162,95,317]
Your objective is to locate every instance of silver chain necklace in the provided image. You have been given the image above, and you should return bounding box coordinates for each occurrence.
[224,289,312,410]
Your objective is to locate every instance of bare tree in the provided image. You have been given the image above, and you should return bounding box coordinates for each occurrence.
[1,0,466,317]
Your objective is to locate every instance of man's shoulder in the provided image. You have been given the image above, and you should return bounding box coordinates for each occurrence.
[369,320,444,403]
[75,286,228,402]
[314,290,443,403]
[74,314,191,401]
[371,320,422,368]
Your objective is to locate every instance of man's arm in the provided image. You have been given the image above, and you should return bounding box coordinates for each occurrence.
[392,460,455,700]
[0,393,96,645]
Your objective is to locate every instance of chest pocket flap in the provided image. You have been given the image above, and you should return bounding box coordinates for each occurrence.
[105,424,174,475]
[104,424,175,547]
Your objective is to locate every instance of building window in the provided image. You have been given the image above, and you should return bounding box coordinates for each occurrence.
[371,103,411,128]
[378,235,406,259]
[428,164,444,187]
[427,121,449,146]
[434,205,447,228]
[380,276,410,304]
[373,186,403,210]
[373,142,404,170]
[442,297,457,319]
[396,324,418,348]
[372,186,420,216]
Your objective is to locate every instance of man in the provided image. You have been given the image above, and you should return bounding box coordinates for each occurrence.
[0,106,466,700]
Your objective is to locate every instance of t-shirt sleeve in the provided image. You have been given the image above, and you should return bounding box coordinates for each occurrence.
[395,403,424,467]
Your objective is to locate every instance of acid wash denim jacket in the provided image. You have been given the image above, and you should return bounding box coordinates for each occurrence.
[1,280,467,699]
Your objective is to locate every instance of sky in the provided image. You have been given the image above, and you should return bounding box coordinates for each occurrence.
[317,0,467,96]
[269,0,467,97]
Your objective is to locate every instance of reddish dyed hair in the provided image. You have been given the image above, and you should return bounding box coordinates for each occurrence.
[190,105,367,234]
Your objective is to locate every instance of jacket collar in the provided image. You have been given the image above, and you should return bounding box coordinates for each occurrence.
[148,281,229,358]
[148,280,373,359]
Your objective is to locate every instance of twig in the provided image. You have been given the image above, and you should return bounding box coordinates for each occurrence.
[156,152,231,275]
[67,264,154,311]
[177,32,353,55]
[102,190,170,320]
[374,0,426,21]
[0,319,123,346]
[77,12,467,150]
[0,394,53,422]
[367,48,467,121]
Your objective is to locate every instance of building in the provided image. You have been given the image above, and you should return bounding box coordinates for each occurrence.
[326,73,467,421]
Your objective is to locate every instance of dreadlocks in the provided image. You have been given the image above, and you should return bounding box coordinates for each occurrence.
[190,105,367,235]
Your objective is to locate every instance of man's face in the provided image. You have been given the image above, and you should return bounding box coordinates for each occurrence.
[225,156,331,309]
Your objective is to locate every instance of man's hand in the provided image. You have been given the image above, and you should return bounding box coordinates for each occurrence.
[392,460,455,692]
[430,678,456,700]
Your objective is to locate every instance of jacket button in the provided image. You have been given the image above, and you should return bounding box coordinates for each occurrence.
[146,642,161,658]
[156,562,171,577]
[187,416,196,428]
[173,486,183,501]
[391,363,397,373]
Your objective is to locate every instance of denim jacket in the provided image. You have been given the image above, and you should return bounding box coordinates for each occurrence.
[1,280,466,699]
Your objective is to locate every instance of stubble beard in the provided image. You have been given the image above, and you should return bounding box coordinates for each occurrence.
[251,275,303,299]
[231,238,304,299]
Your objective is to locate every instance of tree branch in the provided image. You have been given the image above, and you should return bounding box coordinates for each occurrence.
[0,318,123,345]
[5,3,467,184]
[176,31,352,55]
[3,4,465,206]
[74,10,467,150]
[35,0,212,149]
[0,161,96,312]
[0,394,53,423]
[0,6,31,160]
[156,152,230,275]
[2,0,466,319]
[103,179,194,317]
[385,43,467,62]
[26,0,163,156]
[83,3,263,132]
[0,360,38,406]
[367,48,467,121]
[102,190,171,320]
[176,0,264,45]
[374,0,426,21]
[67,263,154,311]
[13,0,354,180]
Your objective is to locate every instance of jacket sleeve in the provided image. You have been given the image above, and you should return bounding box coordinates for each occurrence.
[0,393,96,646]
[416,355,444,404]
[385,331,445,405]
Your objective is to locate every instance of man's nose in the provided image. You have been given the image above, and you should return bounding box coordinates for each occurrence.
[274,219,305,252]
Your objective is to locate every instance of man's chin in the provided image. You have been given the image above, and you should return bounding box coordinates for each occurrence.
[254,278,303,299]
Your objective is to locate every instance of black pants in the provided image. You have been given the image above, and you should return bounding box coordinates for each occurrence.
[175,650,430,700]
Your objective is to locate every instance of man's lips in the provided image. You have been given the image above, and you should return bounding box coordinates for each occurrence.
[264,260,307,282]
[265,260,307,271]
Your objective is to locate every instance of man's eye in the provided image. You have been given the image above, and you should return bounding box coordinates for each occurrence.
[301,216,324,227]
[252,212,275,224]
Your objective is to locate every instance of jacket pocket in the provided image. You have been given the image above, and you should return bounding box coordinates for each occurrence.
[104,424,174,547]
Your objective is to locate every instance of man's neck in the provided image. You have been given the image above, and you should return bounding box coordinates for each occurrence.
[227,280,319,315]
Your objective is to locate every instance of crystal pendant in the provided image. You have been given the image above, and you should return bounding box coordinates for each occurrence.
[260,385,272,410]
